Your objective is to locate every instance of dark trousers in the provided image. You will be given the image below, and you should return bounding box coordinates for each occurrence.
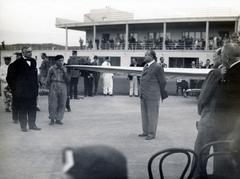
[93,73,100,95]
[84,77,93,96]
[66,96,70,110]
[14,97,37,129]
[12,96,19,122]
[140,99,159,137]
[70,78,79,98]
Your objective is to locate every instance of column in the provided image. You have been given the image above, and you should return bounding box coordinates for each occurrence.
[235,18,240,32]
[205,21,209,50]
[163,22,166,50]
[65,26,68,50]
[125,24,129,50]
[93,25,96,50]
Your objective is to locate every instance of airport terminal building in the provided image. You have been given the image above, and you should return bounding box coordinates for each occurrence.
[1,8,240,95]
[56,7,240,67]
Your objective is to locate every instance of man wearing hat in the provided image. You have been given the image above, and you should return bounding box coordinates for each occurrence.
[7,46,40,132]
[67,50,81,99]
[46,55,69,125]
[0,56,12,112]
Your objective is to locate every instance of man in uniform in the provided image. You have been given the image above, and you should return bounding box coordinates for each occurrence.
[0,57,12,112]
[7,46,40,132]
[139,50,168,140]
[46,55,69,125]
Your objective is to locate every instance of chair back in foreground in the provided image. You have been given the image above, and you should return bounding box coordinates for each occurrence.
[199,140,239,179]
[148,148,198,179]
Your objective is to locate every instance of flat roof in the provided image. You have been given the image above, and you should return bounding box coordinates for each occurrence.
[56,15,240,31]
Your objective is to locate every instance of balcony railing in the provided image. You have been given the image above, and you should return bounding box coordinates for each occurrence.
[3,42,222,51]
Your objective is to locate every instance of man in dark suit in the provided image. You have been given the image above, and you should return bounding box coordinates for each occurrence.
[82,57,94,97]
[67,50,81,99]
[139,50,168,140]
[7,46,40,132]
[92,55,101,96]
[211,43,240,177]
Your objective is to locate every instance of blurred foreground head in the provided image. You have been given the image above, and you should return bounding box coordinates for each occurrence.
[62,145,128,179]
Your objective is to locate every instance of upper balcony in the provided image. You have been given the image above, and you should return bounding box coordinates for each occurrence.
[56,15,240,52]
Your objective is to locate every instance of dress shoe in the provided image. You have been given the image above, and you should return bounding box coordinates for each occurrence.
[145,136,155,140]
[29,127,41,130]
[49,119,54,125]
[138,133,147,137]
[67,108,71,112]
[55,120,63,125]
[21,128,28,132]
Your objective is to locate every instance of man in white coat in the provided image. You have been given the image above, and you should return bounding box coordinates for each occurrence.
[101,57,113,96]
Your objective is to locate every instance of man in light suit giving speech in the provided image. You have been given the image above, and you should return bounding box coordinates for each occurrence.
[139,50,168,140]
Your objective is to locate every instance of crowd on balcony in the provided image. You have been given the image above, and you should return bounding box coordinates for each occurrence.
[80,32,239,51]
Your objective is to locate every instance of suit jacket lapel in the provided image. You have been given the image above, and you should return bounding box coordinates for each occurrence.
[142,61,156,76]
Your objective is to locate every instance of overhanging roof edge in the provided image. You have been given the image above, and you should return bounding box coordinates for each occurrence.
[56,15,240,29]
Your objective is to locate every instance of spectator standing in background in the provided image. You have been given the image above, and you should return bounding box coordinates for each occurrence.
[128,58,139,97]
[0,57,12,112]
[92,55,101,96]
[102,57,113,96]
[67,50,81,99]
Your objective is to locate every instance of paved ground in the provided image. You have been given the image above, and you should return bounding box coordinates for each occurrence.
[0,95,199,179]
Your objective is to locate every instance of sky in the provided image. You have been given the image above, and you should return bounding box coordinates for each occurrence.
[0,0,240,46]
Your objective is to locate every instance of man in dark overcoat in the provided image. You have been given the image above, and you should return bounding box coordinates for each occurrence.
[7,46,40,132]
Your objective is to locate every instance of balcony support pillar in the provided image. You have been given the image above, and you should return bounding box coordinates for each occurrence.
[65,26,68,50]
[93,25,96,50]
[205,21,209,50]
[125,24,129,50]
[163,22,166,50]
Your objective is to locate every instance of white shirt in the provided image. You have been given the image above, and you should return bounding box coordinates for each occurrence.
[146,60,155,67]
[23,56,31,66]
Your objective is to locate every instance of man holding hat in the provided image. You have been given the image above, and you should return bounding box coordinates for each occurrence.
[46,55,69,125]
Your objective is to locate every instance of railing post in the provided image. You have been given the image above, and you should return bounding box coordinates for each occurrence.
[163,22,166,50]
[125,24,129,50]
[93,25,96,50]
[65,26,68,51]
[205,21,209,50]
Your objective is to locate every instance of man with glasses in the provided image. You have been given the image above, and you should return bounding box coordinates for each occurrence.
[7,46,40,132]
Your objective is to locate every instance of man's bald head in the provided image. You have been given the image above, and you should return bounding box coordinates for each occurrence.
[221,43,240,68]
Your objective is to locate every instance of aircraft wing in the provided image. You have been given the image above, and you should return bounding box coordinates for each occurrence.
[66,65,211,80]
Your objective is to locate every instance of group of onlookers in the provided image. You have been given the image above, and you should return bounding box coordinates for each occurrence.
[0,48,117,130]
